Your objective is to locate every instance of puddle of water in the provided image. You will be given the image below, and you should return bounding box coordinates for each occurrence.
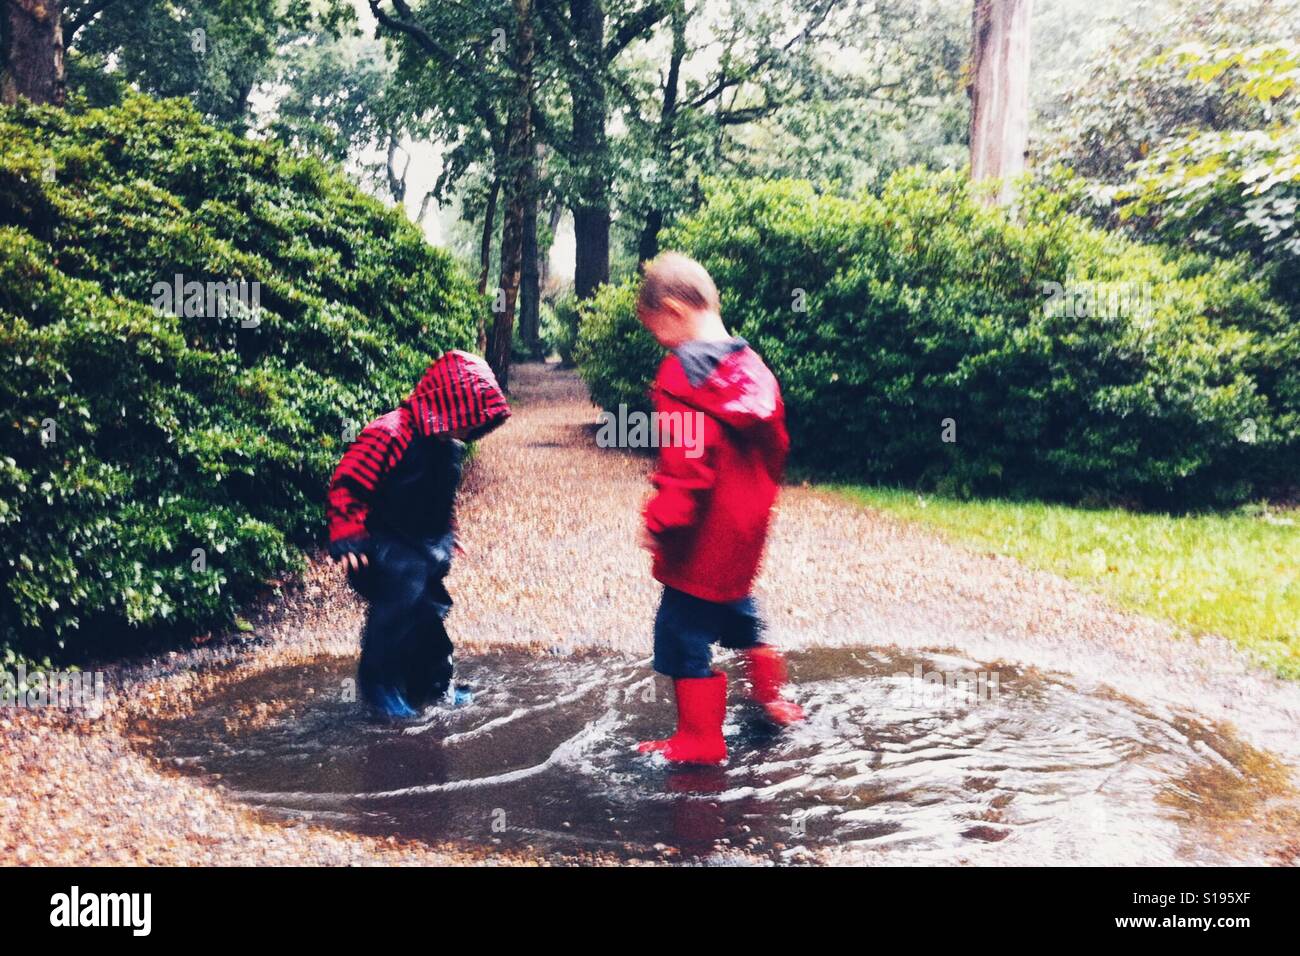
[134,648,1288,864]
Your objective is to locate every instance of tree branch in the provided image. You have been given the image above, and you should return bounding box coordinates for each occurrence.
[604,0,669,62]
[369,0,504,139]
[686,0,837,111]
[63,0,122,47]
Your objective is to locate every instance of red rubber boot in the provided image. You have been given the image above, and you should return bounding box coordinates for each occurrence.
[638,671,728,765]
[744,645,805,725]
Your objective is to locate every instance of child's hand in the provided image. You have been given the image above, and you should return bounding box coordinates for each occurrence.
[337,552,369,573]
[638,526,659,553]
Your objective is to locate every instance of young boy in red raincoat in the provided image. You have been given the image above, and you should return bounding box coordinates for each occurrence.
[636,253,803,765]
[326,351,510,718]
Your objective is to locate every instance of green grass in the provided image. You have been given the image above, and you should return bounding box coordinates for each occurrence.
[833,487,1300,680]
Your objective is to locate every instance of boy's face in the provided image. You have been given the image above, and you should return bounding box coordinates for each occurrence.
[637,298,691,348]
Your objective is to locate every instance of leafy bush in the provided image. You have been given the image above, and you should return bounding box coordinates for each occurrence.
[576,172,1299,507]
[542,293,581,365]
[1037,0,1292,185]
[1116,43,1300,317]
[0,94,480,660]
[574,280,661,413]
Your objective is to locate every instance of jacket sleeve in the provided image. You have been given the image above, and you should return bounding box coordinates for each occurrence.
[427,529,456,579]
[326,421,404,558]
[643,394,721,536]
[772,403,791,479]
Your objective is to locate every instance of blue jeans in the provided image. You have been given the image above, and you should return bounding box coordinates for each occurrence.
[350,535,455,708]
[652,586,764,679]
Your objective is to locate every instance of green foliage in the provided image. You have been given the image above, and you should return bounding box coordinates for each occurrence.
[265,31,394,165]
[574,280,662,415]
[66,0,312,125]
[718,0,971,186]
[577,173,1299,507]
[608,0,972,262]
[0,95,479,660]
[1039,0,1295,184]
[1121,121,1300,281]
[542,293,582,366]
[1039,4,1300,333]
[1116,42,1300,315]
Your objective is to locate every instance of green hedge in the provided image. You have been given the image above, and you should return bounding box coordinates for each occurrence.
[0,95,479,659]
[574,280,661,409]
[542,292,582,366]
[576,172,1300,507]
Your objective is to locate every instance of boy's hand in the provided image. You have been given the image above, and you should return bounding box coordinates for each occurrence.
[638,526,659,553]
[337,552,369,573]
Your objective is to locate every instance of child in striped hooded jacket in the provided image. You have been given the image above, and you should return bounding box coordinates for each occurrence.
[326,351,510,717]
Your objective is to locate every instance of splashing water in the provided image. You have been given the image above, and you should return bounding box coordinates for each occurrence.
[134,648,1290,864]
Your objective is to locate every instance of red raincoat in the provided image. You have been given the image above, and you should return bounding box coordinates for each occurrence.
[327,350,510,554]
[644,346,789,603]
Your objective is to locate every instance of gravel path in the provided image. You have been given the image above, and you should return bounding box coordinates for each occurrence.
[2,361,1297,865]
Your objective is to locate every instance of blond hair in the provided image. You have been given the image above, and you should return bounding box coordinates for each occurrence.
[637,252,720,315]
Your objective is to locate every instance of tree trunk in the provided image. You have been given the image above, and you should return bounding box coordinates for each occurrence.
[385,135,408,204]
[569,0,609,299]
[969,0,1033,206]
[637,209,664,264]
[637,5,685,265]
[572,205,609,299]
[519,154,542,359]
[491,171,523,393]
[415,190,435,224]
[477,176,501,353]
[2,0,66,106]
[478,177,500,297]
[539,202,561,292]
[487,0,534,391]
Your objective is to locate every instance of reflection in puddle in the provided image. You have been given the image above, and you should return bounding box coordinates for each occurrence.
[134,648,1290,863]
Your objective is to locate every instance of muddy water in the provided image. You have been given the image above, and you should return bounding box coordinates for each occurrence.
[135,648,1288,864]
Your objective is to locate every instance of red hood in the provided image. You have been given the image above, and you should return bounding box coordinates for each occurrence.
[655,346,784,433]
[404,350,511,438]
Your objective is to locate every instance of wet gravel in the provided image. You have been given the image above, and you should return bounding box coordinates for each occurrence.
[2,361,1297,865]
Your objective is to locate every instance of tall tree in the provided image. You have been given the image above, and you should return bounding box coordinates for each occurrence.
[518,141,545,357]
[61,0,299,125]
[2,0,66,105]
[538,0,668,297]
[477,176,501,299]
[635,0,684,263]
[618,0,942,262]
[969,0,1034,205]
[566,0,609,299]
[371,0,541,388]
[269,31,441,222]
[490,0,535,383]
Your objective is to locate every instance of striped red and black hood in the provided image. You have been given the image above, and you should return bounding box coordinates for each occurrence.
[404,350,511,439]
[326,351,509,552]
